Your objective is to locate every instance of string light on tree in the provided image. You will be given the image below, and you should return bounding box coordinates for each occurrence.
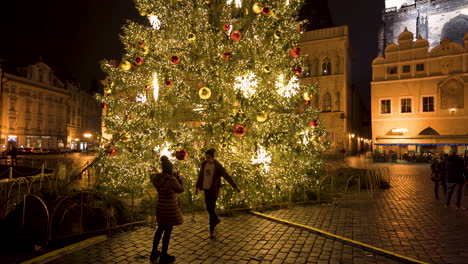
[95,0,326,209]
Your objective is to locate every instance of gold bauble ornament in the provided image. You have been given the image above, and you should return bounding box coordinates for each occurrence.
[199,87,211,99]
[263,65,271,73]
[303,92,311,101]
[104,88,112,94]
[142,46,150,55]
[120,60,131,71]
[253,3,263,14]
[274,30,281,39]
[140,11,147,16]
[256,111,268,122]
[187,33,196,41]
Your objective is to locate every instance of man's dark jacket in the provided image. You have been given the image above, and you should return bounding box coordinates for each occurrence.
[445,155,465,184]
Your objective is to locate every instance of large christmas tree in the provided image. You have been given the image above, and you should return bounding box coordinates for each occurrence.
[95,0,326,209]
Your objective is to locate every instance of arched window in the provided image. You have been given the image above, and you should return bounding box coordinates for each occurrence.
[313,95,319,109]
[335,92,341,111]
[322,58,332,75]
[322,92,332,112]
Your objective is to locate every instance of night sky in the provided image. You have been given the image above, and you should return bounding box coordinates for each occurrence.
[0,0,383,107]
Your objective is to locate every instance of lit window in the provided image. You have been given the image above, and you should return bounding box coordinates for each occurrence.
[422,96,434,112]
[380,99,391,114]
[401,98,412,113]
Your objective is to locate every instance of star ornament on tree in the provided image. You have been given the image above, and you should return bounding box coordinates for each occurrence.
[275,74,300,98]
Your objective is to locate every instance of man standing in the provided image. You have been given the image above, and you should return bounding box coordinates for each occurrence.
[196,149,240,239]
[445,150,465,209]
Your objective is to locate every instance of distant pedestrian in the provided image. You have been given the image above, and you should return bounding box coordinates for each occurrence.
[430,152,447,200]
[196,148,240,239]
[150,156,184,263]
[444,150,465,209]
[10,147,18,166]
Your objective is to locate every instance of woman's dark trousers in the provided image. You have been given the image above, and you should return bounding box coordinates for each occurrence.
[152,224,173,255]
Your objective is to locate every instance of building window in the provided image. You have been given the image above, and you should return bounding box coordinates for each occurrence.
[10,86,16,93]
[416,63,425,71]
[322,58,332,75]
[25,121,30,130]
[38,103,43,114]
[380,99,391,114]
[26,102,31,113]
[387,66,397,75]
[322,92,332,112]
[9,99,16,111]
[37,120,41,131]
[9,118,15,129]
[313,96,319,109]
[422,96,434,112]
[401,98,412,113]
[402,65,411,73]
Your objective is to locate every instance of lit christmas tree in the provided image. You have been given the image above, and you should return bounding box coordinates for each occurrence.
[95,0,327,208]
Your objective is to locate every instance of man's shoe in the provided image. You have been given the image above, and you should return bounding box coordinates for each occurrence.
[150,250,160,262]
[159,254,176,264]
[215,219,221,227]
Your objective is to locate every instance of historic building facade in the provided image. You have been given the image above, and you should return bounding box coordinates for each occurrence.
[379,0,467,54]
[0,62,101,152]
[300,26,362,154]
[371,29,468,156]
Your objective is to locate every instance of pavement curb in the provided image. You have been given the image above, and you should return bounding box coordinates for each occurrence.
[251,211,429,264]
[20,235,108,264]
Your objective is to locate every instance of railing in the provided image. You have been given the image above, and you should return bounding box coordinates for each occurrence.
[0,158,155,246]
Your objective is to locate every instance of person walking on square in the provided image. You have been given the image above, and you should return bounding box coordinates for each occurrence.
[444,150,465,210]
[431,152,447,200]
[196,148,240,239]
[150,156,184,263]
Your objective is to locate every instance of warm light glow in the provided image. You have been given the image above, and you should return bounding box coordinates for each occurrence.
[251,145,271,172]
[351,134,355,138]
[275,74,300,98]
[451,108,456,112]
[149,15,161,29]
[391,128,408,133]
[152,72,159,101]
[136,93,147,103]
[83,133,92,138]
[234,72,257,98]
[226,0,242,7]
[74,138,80,141]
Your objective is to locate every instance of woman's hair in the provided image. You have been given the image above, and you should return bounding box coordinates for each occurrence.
[160,155,173,173]
[205,148,216,158]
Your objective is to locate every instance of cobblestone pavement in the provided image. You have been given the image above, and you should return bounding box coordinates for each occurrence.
[46,157,467,264]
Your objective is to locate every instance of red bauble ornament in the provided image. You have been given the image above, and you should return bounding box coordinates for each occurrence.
[135,57,144,65]
[223,24,231,32]
[310,119,318,128]
[144,84,151,90]
[294,66,303,74]
[139,41,145,47]
[262,7,270,15]
[175,149,189,160]
[165,80,173,86]
[108,146,117,156]
[231,31,242,41]
[223,51,232,60]
[304,100,311,105]
[291,47,302,58]
[129,42,135,47]
[171,55,181,64]
[101,102,107,109]
[233,124,246,136]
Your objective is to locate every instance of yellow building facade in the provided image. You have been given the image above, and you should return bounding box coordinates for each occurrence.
[371,29,468,156]
[300,26,358,153]
[0,62,100,152]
